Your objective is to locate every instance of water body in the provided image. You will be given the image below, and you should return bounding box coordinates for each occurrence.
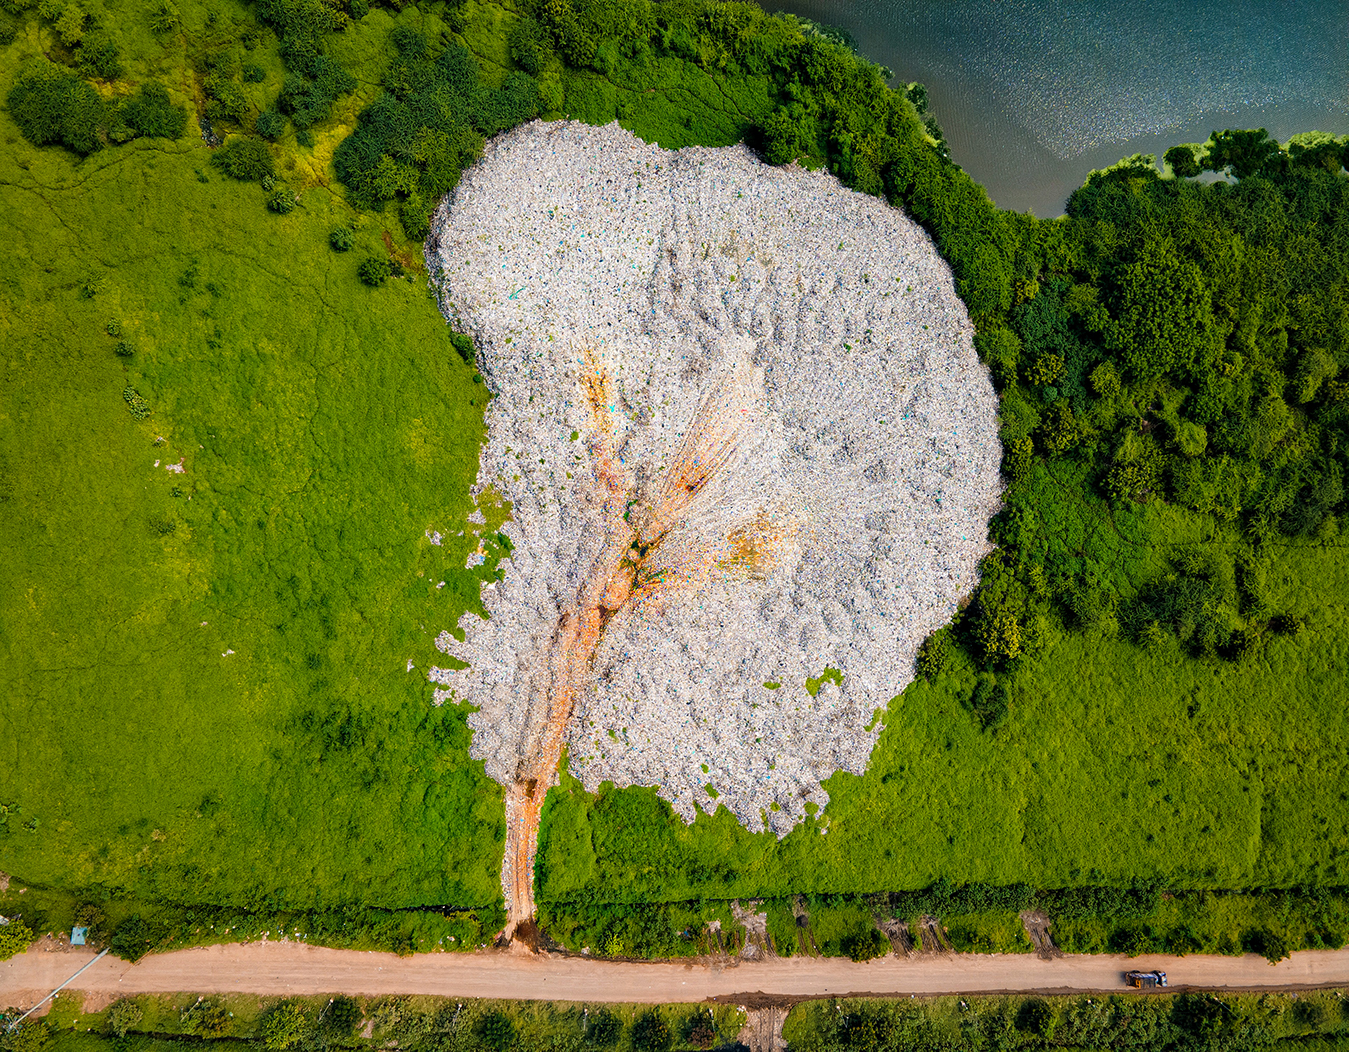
[758,0,1349,215]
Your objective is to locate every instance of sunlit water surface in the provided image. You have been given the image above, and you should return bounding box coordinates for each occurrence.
[758,0,1349,215]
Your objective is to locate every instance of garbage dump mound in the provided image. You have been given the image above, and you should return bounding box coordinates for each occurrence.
[424,120,1000,922]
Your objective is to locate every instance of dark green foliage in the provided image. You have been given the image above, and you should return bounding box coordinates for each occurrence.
[119,81,187,140]
[320,996,361,1041]
[105,999,143,1038]
[332,37,547,211]
[121,386,151,419]
[474,1011,515,1051]
[267,187,297,213]
[259,1000,307,1049]
[278,54,355,129]
[839,926,888,962]
[450,332,475,365]
[114,341,134,357]
[78,33,123,80]
[7,65,105,155]
[584,1009,622,1046]
[0,919,33,960]
[1205,127,1282,179]
[914,628,951,680]
[357,255,390,286]
[1165,143,1200,177]
[110,914,157,961]
[630,1011,671,1052]
[242,62,266,82]
[965,674,1008,730]
[255,109,284,141]
[0,1023,48,1052]
[204,72,250,124]
[181,997,232,1038]
[211,137,275,181]
[328,225,354,252]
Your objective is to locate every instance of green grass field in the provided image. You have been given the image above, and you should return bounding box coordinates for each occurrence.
[1,0,1347,956]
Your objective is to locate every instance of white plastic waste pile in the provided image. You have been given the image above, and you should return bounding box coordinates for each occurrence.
[425,120,1001,835]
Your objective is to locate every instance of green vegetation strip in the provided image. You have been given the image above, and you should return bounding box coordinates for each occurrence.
[1,0,1347,959]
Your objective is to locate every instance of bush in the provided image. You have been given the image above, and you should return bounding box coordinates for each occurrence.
[260,1000,308,1049]
[630,1011,671,1052]
[474,1011,515,1052]
[242,62,266,83]
[106,999,144,1038]
[7,65,105,155]
[267,188,297,214]
[120,81,186,139]
[0,920,33,960]
[122,386,151,419]
[915,628,951,679]
[203,72,249,124]
[255,110,285,141]
[79,33,123,80]
[840,926,889,962]
[211,137,275,181]
[0,1023,49,1052]
[357,256,391,286]
[329,226,354,252]
[181,997,232,1038]
[450,332,475,365]
[320,996,361,1040]
[278,54,355,129]
[584,1008,621,1046]
[1164,144,1200,178]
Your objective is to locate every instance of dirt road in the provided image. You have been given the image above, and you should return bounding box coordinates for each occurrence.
[5,942,1349,1007]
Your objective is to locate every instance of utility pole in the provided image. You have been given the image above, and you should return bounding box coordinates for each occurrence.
[4,948,111,1032]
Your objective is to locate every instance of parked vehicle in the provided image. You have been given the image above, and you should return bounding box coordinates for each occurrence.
[1125,970,1168,989]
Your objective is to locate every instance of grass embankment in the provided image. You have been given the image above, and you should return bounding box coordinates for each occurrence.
[1,0,1348,964]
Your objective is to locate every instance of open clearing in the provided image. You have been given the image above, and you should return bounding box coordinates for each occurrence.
[4,944,1349,1006]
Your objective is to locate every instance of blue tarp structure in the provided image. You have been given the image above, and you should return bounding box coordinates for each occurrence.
[70,926,87,946]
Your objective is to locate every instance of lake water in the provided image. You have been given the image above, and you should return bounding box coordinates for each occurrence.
[757,0,1349,215]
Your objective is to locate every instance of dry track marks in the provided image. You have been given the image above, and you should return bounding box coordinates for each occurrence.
[5,944,1349,1006]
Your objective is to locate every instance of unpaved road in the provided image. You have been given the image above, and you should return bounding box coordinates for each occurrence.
[5,943,1349,1007]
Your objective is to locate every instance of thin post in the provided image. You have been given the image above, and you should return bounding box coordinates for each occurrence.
[4,948,111,1032]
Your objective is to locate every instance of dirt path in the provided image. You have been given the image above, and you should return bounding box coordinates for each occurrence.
[5,943,1349,1008]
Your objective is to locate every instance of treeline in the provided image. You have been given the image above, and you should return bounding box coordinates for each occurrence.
[3,995,744,1052]
[785,991,1349,1052]
[538,881,1349,964]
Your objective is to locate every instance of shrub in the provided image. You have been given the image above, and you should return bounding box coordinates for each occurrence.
[474,1011,515,1052]
[242,62,266,83]
[181,997,232,1038]
[267,187,297,214]
[840,926,889,962]
[211,137,275,180]
[357,256,391,286]
[320,996,361,1040]
[7,65,105,155]
[0,920,33,960]
[915,628,951,680]
[106,999,144,1038]
[204,72,250,124]
[122,386,151,419]
[450,332,475,365]
[630,1011,671,1052]
[584,1009,621,1046]
[0,1023,49,1052]
[255,109,284,141]
[260,1000,308,1049]
[121,81,187,139]
[278,54,355,129]
[1164,144,1200,178]
[328,226,353,252]
[79,33,123,80]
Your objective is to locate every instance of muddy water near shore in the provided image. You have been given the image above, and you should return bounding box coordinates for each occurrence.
[759,0,1349,215]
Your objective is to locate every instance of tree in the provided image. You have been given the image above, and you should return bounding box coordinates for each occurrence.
[211,137,275,181]
[584,1008,621,1046]
[7,65,105,155]
[630,1011,671,1052]
[357,256,391,286]
[121,81,187,139]
[181,997,232,1037]
[1107,240,1217,382]
[1164,144,1200,178]
[760,102,815,166]
[107,999,144,1038]
[260,1000,309,1049]
[474,1011,515,1051]
[0,921,33,960]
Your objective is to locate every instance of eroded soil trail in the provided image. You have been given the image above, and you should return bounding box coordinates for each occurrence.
[6,943,1349,1006]
[500,347,773,939]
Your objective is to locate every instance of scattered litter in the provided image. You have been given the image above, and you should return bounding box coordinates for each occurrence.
[426,529,443,545]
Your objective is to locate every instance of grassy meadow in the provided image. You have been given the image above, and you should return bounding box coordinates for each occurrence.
[0,0,1347,961]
